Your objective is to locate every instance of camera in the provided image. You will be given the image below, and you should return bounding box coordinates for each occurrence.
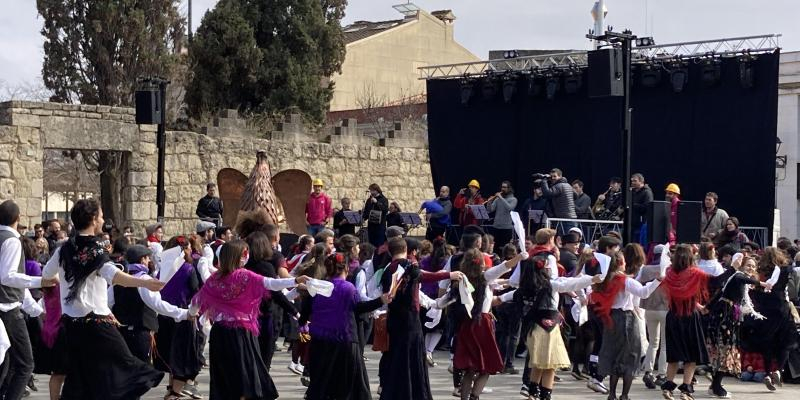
[532,173,551,180]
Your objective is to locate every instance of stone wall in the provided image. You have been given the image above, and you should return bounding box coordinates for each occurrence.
[0,101,434,236]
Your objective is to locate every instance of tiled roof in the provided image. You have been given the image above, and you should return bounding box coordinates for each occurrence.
[342,18,410,44]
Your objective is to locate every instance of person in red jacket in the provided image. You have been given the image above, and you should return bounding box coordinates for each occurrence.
[306,178,333,236]
[454,180,485,227]
[665,183,681,245]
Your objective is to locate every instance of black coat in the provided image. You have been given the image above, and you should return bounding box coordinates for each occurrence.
[196,195,223,220]
[631,185,654,228]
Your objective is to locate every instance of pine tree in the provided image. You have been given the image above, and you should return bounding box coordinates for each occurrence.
[186,0,347,122]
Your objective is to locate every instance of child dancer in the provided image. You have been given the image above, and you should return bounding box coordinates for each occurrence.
[189,240,308,400]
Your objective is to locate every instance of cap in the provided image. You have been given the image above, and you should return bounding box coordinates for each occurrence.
[312,178,324,187]
[665,183,681,195]
[196,220,216,234]
[125,244,152,264]
[468,179,480,189]
[563,233,580,244]
[386,225,405,239]
[145,223,162,236]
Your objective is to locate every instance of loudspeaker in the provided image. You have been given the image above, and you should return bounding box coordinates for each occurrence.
[647,201,670,244]
[588,48,624,98]
[135,89,161,124]
[677,201,702,244]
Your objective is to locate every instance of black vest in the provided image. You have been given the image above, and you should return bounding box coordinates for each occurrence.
[113,266,158,331]
[346,265,363,286]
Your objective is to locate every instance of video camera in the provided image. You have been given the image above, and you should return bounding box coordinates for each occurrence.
[531,173,551,181]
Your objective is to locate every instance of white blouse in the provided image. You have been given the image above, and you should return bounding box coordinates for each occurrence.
[610,276,661,311]
[43,247,120,318]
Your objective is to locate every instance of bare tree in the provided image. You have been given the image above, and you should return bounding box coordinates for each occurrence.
[0,78,53,102]
[353,82,425,139]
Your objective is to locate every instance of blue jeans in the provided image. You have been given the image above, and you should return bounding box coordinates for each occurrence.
[307,224,325,236]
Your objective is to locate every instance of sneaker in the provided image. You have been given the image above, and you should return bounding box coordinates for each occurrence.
[451,387,461,397]
[519,385,530,397]
[503,366,519,375]
[516,349,528,359]
[300,375,310,387]
[481,387,493,394]
[643,372,657,389]
[587,378,610,394]
[770,371,782,387]
[655,375,667,386]
[764,376,776,391]
[707,387,731,399]
[181,383,203,399]
[426,353,437,367]
[571,370,587,380]
[27,376,38,392]
[296,363,305,374]
[288,361,301,375]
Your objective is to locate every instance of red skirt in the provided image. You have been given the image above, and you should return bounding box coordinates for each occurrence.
[453,313,504,374]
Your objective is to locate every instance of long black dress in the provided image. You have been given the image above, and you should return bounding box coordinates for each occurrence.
[379,259,450,400]
[706,268,761,374]
[742,266,800,373]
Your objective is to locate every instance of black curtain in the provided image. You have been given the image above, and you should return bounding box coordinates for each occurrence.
[426,51,780,231]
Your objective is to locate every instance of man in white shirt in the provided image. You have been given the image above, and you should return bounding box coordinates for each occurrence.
[0,200,57,400]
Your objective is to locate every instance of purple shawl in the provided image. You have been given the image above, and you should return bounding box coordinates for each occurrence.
[160,262,194,307]
[41,286,62,348]
[419,256,445,299]
[25,259,42,277]
[309,278,358,342]
[191,269,270,335]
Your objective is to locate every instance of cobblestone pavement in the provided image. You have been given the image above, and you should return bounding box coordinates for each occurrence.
[26,348,799,399]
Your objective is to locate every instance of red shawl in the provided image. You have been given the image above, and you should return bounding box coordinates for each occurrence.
[589,274,627,327]
[662,266,709,316]
[527,245,554,267]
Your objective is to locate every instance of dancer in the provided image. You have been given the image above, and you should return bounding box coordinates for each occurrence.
[288,243,327,377]
[380,236,462,400]
[420,237,449,367]
[513,228,601,400]
[454,248,525,400]
[638,245,670,390]
[705,254,770,398]
[590,249,662,400]
[300,253,390,399]
[189,240,308,400]
[41,199,165,400]
[660,244,710,400]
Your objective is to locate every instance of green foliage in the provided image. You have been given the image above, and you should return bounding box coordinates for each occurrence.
[37,0,185,106]
[186,0,347,123]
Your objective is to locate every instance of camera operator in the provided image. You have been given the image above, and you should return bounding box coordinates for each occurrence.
[536,168,577,235]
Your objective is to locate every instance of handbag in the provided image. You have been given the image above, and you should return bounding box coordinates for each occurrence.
[372,313,390,352]
[369,209,383,224]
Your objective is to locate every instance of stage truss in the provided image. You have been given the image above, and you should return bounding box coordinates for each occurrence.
[419,34,781,80]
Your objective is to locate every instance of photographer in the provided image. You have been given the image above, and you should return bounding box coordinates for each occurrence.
[537,168,577,235]
[362,183,389,247]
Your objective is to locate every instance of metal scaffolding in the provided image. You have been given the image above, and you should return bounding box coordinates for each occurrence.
[419,34,781,80]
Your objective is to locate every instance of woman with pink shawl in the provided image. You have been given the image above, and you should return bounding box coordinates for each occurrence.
[189,240,308,400]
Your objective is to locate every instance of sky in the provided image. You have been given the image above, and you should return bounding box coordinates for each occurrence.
[2,0,799,90]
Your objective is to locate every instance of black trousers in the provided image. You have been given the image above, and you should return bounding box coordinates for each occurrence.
[490,227,514,255]
[426,225,446,241]
[494,303,521,368]
[0,308,34,400]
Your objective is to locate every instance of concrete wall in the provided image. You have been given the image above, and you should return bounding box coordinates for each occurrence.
[777,51,800,239]
[0,101,434,237]
[330,11,479,111]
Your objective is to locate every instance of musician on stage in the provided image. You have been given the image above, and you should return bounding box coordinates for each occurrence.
[485,181,517,254]
[454,180,485,227]
[592,177,623,221]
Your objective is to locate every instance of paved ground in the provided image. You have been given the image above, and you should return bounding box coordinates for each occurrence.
[26,348,800,399]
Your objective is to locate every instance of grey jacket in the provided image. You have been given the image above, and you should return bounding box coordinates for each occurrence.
[487,194,518,229]
[541,178,577,219]
[701,207,729,238]
[637,264,667,311]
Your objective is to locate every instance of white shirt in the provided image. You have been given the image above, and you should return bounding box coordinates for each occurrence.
[0,225,43,312]
[353,269,370,302]
[472,261,516,314]
[697,259,725,277]
[107,275,188,321]
[43,247,120,318]
[610,276,661,311]
[196,245,216,282]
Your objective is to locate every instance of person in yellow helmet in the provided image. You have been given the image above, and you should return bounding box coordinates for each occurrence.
[665,183,681,244]
[454,179,485,226]
[306,178,332,236]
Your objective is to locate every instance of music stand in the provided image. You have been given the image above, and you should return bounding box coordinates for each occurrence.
[527,210,547,233]
[342,211,363,225]
[399,212,422,229]
[467,205,490,221]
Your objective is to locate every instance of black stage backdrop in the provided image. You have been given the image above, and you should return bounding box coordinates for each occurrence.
[426,51,780,231]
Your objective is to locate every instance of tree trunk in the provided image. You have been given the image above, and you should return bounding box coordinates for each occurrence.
[98,151,128,227]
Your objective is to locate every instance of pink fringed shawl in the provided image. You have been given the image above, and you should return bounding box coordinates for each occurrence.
[191,269,271,335]
[41,286,62,348]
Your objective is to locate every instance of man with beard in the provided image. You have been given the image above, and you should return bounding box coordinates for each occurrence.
[485,181,518,254]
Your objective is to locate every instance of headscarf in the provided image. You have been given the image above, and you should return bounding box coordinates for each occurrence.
[59,235,111,304]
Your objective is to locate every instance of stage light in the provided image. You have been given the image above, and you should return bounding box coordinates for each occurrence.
[739,58,754,89]
[502,77,517,103]
[640,64,661,88]
[669,64,688,93]
[528,74,543,97]
[563,70,582,94]
[545,75,559,100]
[460,80,473,105]
[504,50,519,59]
[482,78,497,100]
[635,37,655,47]
[700,58,721,88]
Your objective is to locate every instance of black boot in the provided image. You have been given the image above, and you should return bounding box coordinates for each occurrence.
[539,387,552,400]
[529,383,540,399]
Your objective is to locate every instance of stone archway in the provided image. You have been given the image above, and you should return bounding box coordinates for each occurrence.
[217,168,248,228]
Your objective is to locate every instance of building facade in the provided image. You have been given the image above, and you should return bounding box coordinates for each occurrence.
[777,51,800,239]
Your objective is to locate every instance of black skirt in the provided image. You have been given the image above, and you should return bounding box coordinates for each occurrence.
[59,316,164,400]
[665,310,708,364]
[155,316,204,381]
[598,309,642,376]
[380,308,432,400]
[209,324,277,400]
[306,338,372,400]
